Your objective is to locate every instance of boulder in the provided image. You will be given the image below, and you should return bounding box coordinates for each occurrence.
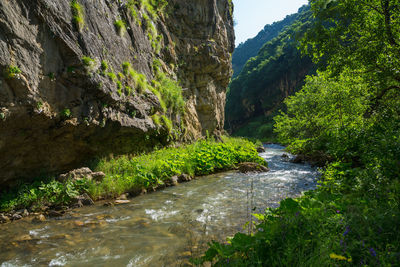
[72,193,94,207]
[32,214,46,223]
[12,214,22,220]
[117,193,129,200]
[0,214,10,223]
[167,176,179,186]
[281,154,290,162]
[114,200,131,205]
[178,173,192,182]
[257,146,266,153]
[58,167,105,183]
[47,210,64,218]
[290,155,306,164]
[238,162,270,173]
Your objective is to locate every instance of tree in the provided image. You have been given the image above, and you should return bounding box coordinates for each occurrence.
[303,0,400,113]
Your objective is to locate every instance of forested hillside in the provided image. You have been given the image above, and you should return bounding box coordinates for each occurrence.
[232,8,302,77]
[226,5,315,140]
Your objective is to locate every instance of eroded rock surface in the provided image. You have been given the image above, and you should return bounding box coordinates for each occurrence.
[0,0,234,186]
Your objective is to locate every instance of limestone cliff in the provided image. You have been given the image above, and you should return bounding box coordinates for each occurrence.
[0,0,234,186]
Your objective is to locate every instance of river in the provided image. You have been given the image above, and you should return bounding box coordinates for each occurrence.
[0,144,319,266]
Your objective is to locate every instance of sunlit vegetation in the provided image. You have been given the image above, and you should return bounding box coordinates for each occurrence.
[0,137,265,212]
[114,19,126,36]
[70,0,84,31]
[226,5,315,141]
[199,0,400,265]
[4,65,21,79]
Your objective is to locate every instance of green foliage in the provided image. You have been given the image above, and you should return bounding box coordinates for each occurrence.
[127,0,141,26]
[70,0,84,31]
[60,108,72,119]
[89,136,266,199]
[114,19,126,36]
[81,56,95,71]
[232,115,278,142]
[106,72,117,81]
[100,60,108,72]
[275,69,371,160]
[226,5,315,139]
[4,65,21,79]
[232,6,304,77]
[200,1,400,266]
[197,173,400,266]
[0,137,264,213]
[0,179,90,212]
[154,71,185,116]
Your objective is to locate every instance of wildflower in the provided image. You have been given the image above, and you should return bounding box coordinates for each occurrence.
[336,210,340,213]
[369,248,377,257]
[343,226,350,236]
[330,253,351,262]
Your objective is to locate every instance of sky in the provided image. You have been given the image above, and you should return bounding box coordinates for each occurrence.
[233,0,309,46]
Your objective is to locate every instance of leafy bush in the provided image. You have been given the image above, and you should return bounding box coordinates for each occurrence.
[4,65,21,79]
[197,172,400,266]
[90,136,267,199]
[0,179,90,212]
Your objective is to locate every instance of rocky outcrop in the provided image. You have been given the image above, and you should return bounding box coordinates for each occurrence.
[0,0,234,186]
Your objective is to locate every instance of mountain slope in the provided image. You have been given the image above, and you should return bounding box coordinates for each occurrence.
[232,8,303,77]
[226,5,315,140]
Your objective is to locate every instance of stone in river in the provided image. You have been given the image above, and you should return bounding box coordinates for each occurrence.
[0,214,10,223]
[114,200,131,205]
[32,214,46,223]
[238,162,270,173]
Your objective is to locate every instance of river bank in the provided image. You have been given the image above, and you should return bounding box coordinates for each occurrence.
[0,144,318,266]
[0,136,267,224]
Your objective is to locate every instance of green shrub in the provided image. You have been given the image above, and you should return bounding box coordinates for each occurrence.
[4,65,21,79]
[106,72,117,81]
[90,136,266,198]
[101,60,108,72]
[60,108,72,119]
[0,179,90,212]
[81,56,96,72]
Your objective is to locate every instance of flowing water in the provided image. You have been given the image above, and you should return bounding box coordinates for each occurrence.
[0,145,319,266]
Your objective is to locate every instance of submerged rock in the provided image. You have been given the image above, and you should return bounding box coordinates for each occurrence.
[0,214,10,223]
[257,146,266,153]
[238,162,270,173]
[32,214,46,223]
[290,155,306,164]
[114,200,131,205]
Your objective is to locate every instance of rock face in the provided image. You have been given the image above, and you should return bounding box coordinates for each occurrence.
[0,0,234,186]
